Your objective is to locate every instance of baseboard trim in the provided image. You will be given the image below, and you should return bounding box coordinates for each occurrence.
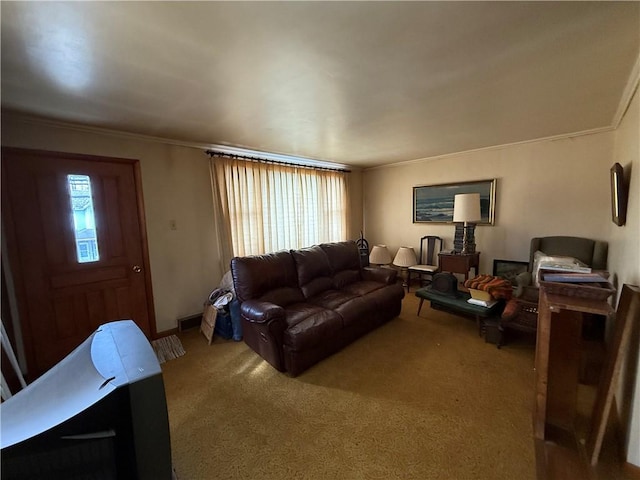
[155,327,179,339]
[177,313,203,332]
[153,314,202,339]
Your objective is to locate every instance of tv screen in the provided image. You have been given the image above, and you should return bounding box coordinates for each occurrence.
[1,320,172,479]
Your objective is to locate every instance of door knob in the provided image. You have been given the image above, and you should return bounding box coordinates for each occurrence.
[132,265,142,273]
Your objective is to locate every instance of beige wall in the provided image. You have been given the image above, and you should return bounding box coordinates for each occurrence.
[363,131,615,274]
[362,97,640,465]
[1,114,365,334]
[2,98,637,463]
[610,89,640,466]
[1,115,222,333]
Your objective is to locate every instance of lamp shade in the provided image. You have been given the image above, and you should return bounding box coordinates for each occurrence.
[453,193,481,223]
[393,246,418,268]
[369,245,391,265]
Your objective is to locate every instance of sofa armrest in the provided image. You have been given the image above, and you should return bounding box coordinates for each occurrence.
[240,300,285,324]
[362,267,397,285]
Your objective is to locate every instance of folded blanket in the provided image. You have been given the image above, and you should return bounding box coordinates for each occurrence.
[464,274,513,300]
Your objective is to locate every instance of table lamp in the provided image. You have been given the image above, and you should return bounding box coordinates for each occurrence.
[393,246,418,289]
[453,193,481,254]
[369,245,391,267]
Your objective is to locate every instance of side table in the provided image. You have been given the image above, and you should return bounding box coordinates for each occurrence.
[438,252,480,281]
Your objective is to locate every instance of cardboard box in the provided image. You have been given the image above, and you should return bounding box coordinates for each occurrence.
[469,288,492,302]
[201,304,217,345]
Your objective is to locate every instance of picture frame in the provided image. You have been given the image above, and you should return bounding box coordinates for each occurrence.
[492,259,529,286]
[610,163,627,226]
[413,179,496,224]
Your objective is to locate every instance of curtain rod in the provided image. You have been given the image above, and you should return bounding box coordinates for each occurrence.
[206,150,350,173]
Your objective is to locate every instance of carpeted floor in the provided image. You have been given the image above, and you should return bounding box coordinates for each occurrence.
[162,293,542,479]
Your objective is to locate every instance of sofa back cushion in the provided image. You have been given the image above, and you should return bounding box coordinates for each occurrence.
[231,250,304,306]
[320,241,362,289]
[292,245,333,298]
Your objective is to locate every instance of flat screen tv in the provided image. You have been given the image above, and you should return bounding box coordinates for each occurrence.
[1,320,172,479]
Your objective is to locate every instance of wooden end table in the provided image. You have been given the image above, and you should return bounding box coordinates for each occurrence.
[438,252,480,281]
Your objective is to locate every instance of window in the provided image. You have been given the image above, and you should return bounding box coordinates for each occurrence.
[67,174,100,263]
[213,157,348,257]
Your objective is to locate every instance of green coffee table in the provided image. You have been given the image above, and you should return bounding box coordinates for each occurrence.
[415,287,504,335]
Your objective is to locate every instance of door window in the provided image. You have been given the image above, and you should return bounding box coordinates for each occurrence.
[66,174,99,263]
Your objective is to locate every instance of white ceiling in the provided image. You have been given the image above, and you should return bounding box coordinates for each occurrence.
[1,2,639,168]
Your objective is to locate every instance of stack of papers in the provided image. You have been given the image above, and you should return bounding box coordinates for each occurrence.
[467,298,498,308]
[543,272,608,283]
[539,262,592,273]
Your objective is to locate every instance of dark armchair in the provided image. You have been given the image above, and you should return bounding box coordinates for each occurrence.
[499,236,608,346]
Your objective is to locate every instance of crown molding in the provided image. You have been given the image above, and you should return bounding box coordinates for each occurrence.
[364,125,616,171]
[0,109,619,173]
[1,111,353,171]
[612,53,640,128]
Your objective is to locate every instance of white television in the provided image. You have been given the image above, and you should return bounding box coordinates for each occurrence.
[1,320,172,479]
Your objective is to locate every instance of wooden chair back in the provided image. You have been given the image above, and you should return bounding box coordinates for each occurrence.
[418,235,442,266]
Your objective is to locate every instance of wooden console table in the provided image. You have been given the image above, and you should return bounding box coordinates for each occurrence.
[438,252,480,281]
[533,289,613,441]
[532,284,640,477]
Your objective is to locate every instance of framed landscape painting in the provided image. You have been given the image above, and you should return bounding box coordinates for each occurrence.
[413,179,496,224]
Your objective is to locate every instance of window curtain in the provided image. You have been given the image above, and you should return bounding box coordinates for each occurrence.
[210,156,349,259]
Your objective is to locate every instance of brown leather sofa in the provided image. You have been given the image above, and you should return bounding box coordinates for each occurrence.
[231,241,405,376]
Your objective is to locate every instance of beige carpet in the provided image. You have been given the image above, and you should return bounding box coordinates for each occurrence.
[162,294,541,479]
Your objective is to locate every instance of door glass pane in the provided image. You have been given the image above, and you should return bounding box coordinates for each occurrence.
[67,174,100,263]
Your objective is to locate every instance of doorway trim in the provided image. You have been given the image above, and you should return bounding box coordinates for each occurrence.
[1,147,157,377]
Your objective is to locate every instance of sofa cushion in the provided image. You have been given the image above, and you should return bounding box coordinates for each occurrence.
[333,297,371,327]
[320,241,361,270]
[283,305,342,350]
[341,280,385,296]
[305,289,369,326]
[306,289,355,308]
[333,270,361,289]
[362,284,405,313]
[292,245,333,298]
[321,241,363,289]
[232,250,303,306]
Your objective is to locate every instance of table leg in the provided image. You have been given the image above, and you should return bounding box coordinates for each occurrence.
[533,294,552,440]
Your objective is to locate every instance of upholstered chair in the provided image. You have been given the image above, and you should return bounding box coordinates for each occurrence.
[499,236,608,346]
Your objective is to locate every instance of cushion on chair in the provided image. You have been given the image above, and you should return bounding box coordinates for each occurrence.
[409,264,438,272]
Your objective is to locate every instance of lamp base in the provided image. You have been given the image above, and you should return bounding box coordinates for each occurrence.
[461,224,477,254]
[461,244,476,255]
